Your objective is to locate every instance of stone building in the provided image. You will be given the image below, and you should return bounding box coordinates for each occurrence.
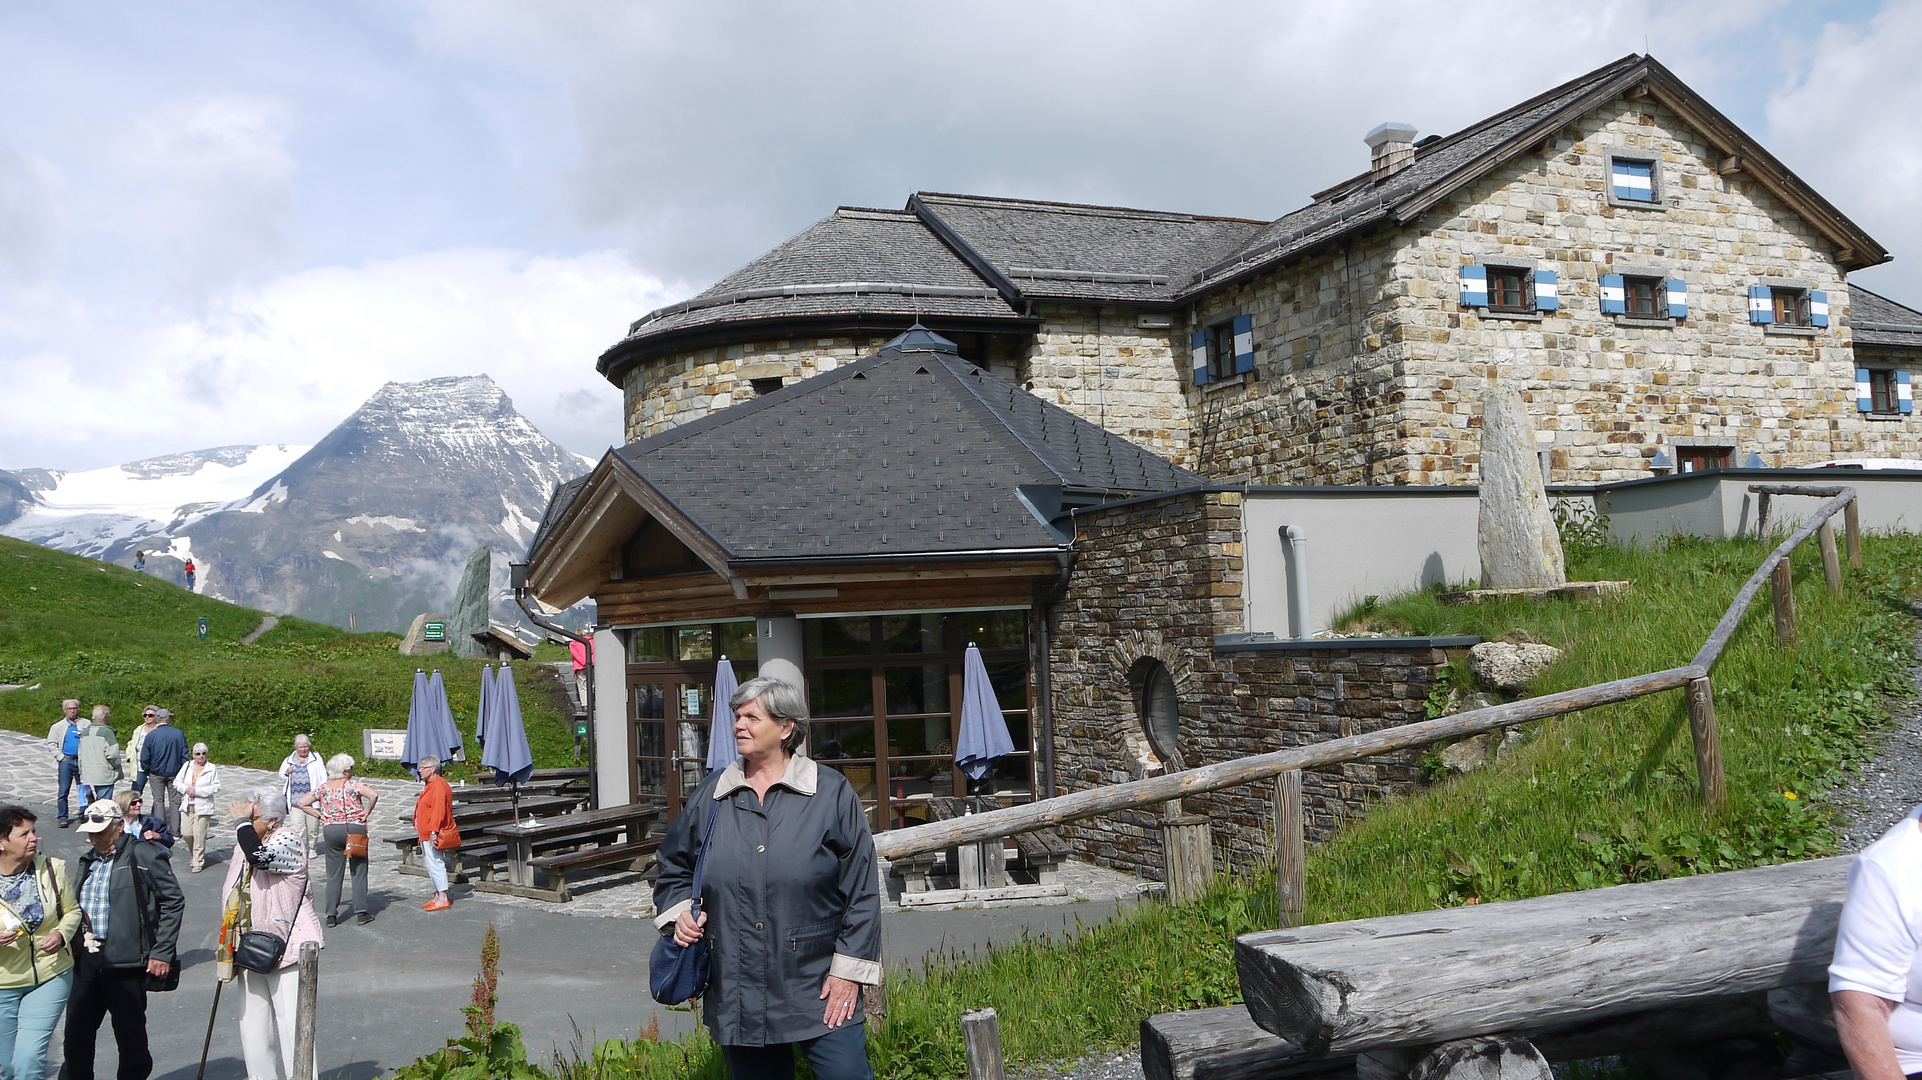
[597,53,1921,487]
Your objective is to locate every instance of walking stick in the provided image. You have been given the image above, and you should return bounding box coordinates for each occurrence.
[196,977,224,1080]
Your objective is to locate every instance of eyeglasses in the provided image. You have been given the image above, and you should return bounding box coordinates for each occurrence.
[142,714,156,719]
[84,813,114,825]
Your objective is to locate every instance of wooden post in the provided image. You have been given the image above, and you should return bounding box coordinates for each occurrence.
[1817,522,1843,596]
[1844,499,1862,568]
[1162,813,1215,904]
[864,929,887,1022]
[1685,677,1726,814]
[295,941,320,1080]
[1770,557,1796,648]
[1274,770,1305,927]
[1755,492,1772,538]
[962,1008,1006,1080]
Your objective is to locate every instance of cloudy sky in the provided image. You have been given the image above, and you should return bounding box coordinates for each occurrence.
[2,1,1916,471]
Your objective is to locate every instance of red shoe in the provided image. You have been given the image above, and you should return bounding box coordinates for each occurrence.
[422,898,451,912]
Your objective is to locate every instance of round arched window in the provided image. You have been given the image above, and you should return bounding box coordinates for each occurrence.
[1136,660,1180,764]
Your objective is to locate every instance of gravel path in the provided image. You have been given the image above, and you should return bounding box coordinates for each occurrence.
[1836,602,1922,852]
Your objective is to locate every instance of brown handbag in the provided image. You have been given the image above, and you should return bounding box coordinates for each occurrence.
[343,825,368,859]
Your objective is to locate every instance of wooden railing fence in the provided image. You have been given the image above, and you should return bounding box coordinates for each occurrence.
[869,485,1861,927]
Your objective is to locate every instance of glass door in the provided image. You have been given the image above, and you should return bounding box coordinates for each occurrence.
[672,680,714,817]
[632,680,669,809]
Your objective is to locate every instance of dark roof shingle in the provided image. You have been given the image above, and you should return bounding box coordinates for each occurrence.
[1851,284,1922,350]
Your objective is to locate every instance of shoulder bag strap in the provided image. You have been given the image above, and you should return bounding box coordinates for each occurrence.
[687,796,721,917]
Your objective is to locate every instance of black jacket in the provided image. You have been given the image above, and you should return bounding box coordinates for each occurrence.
[139,725,189,780]
[72,834,184,969]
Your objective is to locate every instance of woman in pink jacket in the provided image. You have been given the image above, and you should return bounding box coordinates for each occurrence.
[222,788,322,1080]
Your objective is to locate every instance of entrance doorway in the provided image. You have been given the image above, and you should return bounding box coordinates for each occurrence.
[630,676,715,818]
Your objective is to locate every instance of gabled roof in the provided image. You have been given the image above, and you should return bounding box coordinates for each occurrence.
[541,330,1199,572]
[1183,54,1890,295]
[1850,284,1922,351]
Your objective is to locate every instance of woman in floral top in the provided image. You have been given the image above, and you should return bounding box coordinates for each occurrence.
[296,754,379,928]
[0,806,82,1080]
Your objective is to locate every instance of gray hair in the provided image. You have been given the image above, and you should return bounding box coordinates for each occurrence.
[418,755,440,771]
[327,753,354,775]
[729,675,810,755]
[249,787,289,822]
[192,742,208,755]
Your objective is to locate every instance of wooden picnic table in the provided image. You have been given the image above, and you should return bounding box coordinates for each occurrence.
[473,767,589,784]
[384,794,585,876]
[449,778,586,804]
[481,801,667,899]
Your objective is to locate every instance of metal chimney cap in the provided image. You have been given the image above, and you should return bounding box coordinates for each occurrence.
[1364,122,1419,149]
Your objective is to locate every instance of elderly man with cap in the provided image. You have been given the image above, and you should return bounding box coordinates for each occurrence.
[64,798,183,1080]
[138,709,189,836]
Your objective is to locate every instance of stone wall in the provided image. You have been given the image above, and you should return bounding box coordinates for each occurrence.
[1023,304,1190,464]
[1048,491,1447,880]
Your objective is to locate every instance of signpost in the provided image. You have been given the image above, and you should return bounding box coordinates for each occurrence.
[362,729,407,762]
[197,617,208,641]
[423,621,446,643]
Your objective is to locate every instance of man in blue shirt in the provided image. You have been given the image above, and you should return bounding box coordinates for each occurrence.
[45,700,83,826]
[137,710,189,835]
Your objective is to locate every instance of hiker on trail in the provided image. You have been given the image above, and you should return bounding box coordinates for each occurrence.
[113,792,173,850]
[0,806,81,1080]
[125,708,159,798]
[222,788,323,1080]
[655,676,883,1080]
[172,744,220,874]
[276,736,327,857]
[75,707,122,806]
[412,756,457,913]
[182,559,195,592]
[45,702,83,827]
[137,709,188,834]
[64,798,183,1080]
[131,551,144,572]
[297,753,378,928]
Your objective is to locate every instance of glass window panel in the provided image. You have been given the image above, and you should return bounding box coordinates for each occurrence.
[716,622,758,664]
[881,613,947,654]
[632,628,670,663]
[966,610,1027,651]
[678,683,710,720]
[887,715,953,758]
[986,661,1029,708]
[805,617,872,657]
[634,684,666,721]
[637,758,668,797]
[815,720,875,760]
[635,720,667,759]
[1001,712,1030,749]
[988,753,1031,791]
[676,626,713,661]
[678,718,709,763]
[824,762,877,803]
[810,669,874,719]
[886,665,950,715]
[891,801,934,830]
[1142,663,1179,760]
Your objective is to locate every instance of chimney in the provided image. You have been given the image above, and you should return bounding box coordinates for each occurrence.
[1365,122,1419,181]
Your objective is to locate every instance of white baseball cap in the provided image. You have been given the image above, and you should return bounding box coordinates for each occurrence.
[76,800,122,834]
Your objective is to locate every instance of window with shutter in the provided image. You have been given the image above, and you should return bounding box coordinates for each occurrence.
[1624,276,1662,317]
[1191,329,1210,386]
[1867,370,1915,416]
[1534,269,1558,312]
[1488,267,1531,312]
[1748,286,1774,324]
[1600,275,1626,315]
[1609,157,1657,203]
[1666,278,1689,319]
[1772,288,1811,327]
[1458,266,1487,308]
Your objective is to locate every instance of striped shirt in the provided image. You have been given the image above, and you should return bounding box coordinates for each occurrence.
[79,861,111,942]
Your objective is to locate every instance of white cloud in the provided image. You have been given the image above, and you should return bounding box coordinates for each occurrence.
[0,139,62,287]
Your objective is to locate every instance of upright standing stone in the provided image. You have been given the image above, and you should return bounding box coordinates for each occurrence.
[447,545,491,659]
[1477,376,1565,589]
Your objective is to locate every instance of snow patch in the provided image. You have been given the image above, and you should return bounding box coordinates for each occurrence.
[227,479,289,515]
[500,496,538,542]
[344,514,425,532]
[6,445,308,525]
[321,550,343,560]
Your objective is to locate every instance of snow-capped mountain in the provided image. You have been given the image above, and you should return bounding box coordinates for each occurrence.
[3,375,595,632]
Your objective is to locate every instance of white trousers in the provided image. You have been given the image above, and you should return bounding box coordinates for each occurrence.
[238,966,300,1080]
[423,846,449,893]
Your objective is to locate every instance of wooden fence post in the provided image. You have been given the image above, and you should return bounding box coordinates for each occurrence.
[1844,499,1863,568]
[1162,811,1215,904]
[1770,557,1796,648]
[1685,678,1726,814]
[295,941,320,1080]
[864,929,887,1023]
[1817,522,1843,596]
[1275,770,1305,927]
[962,1008,1006,1080]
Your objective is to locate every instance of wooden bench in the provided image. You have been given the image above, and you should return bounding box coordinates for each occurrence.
[385,834,509,883]
[1011,827,1070,886]
[525,837,663,902]
[889,796,1073,893]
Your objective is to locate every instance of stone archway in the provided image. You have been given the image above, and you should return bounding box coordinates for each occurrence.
[1110,629,1197,775]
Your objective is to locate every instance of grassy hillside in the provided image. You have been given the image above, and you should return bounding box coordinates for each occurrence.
[0,536,578,778]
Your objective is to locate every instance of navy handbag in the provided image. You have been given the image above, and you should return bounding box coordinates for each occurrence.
[650,799,719,1005]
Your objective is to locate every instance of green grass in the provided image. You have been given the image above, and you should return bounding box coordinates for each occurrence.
[0,536,579,778]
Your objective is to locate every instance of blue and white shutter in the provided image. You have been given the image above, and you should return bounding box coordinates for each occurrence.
[1901,370,1914,415]
[1533,269,1558,312]
[1810,290,1830,328]
[1232,314,1255,374]
[1611,159,1655,201]
[1856,368,1873,412]
[1666,278,1688,319]
[1749,286,1774,324]
[1191,328,1211,386]
[1459,265,1487,307]
[1599,274,1626,315]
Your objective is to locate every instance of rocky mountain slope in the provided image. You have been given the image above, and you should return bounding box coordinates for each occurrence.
[2,376,593,632]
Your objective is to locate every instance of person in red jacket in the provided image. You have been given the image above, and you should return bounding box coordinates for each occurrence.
[412,756,457,912]
[182,559,196,593]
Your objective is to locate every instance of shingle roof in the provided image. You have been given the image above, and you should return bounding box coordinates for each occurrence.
[911,193,1264,303]
[608,330,1199,561]
[527,473,591,561]
[1851,285,1922,351]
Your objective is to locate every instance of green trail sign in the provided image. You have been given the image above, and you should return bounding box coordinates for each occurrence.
[574,719,589,738]
[423,621,446,642]
[197,617,208,641]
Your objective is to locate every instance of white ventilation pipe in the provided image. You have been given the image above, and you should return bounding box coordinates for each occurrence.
[1281,525,1311,639]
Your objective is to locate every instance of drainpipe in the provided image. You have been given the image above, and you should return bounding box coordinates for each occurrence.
[1033,550,1077,799]
[1281,526,1311,639]
[510,563,597,810]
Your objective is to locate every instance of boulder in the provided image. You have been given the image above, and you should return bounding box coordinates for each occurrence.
[1439,734,1496,774]
[1461,691,1504,712]
[1477,380,1566,590]
[398,612,449,656]
[1468,641,1563,692]
[446,545,491,659]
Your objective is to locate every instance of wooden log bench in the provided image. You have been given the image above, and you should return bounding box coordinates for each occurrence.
[385,834,510,884]
[521,837,663,903]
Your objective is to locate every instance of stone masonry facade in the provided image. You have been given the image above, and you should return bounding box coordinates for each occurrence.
[1047,491,1449,880]
[1022,304,1188,463]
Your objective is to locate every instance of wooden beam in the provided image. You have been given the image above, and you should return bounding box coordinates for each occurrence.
[1275,770,1305,927]
[1233,855,1848,1056]
[1719,154,1744,175]
[603,463,737,582]
[1685,677,1725,813]
[1691,488,1852,670]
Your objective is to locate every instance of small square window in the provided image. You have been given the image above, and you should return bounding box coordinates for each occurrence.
[1209,322,1237,379]
[1871,370,1902,415]
[1487,267,1533,313]
[1772,287,1811,327]
[1611,158,1657,202]
[1624,276,1662,317]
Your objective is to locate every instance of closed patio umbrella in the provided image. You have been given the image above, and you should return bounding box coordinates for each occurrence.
[707,657,741,772]
[475,664,496,750]
[484,662,536,820]
[428,669,464,762]
[401,669,435,778]
[955,644,1015,785]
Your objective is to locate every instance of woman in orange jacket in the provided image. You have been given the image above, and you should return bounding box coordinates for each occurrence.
[413,756,458,911]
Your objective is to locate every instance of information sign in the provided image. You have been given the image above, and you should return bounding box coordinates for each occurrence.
[573,719,589,738]
[423,621,446,642]
[197,617,208,641]
[362,729,407,761]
